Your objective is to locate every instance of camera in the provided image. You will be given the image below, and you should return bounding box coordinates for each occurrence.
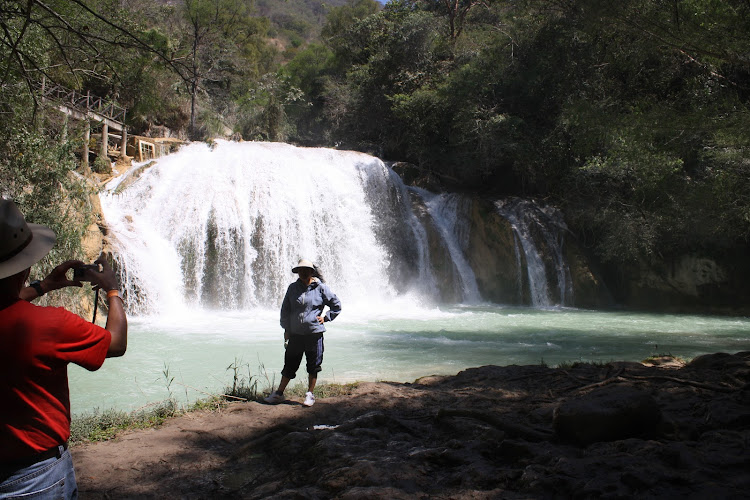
[73,264,99,281]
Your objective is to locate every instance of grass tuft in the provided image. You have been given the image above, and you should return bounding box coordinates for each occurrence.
[70,401,178,444]
[70,359,360,444]
[280,381,360,399]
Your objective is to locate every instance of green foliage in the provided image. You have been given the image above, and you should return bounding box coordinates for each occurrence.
[254,0,350,54]
[699,129,750,243]
[544,0,750,264]
[236,73,304,141]
[69,404,179,443]
[0,124,91,272]
[224,357,259,401]
[92,156,112,174]
[322,0,381,47]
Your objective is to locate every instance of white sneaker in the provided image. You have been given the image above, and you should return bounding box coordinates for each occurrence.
[264,391,285,404]
[303,391,315,407]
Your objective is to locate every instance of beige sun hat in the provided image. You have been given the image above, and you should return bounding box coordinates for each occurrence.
[292,259,315,274]
[0,199,56,279]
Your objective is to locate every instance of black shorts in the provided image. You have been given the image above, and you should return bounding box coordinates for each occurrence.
[281,333,324,379]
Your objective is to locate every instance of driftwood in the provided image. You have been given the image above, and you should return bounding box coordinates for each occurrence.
[623,374,739,393]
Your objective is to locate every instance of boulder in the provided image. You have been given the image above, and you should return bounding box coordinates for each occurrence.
[553,386,662,445]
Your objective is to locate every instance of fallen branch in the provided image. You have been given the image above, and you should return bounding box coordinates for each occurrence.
[570,367,626,393]
[622,375,738,393]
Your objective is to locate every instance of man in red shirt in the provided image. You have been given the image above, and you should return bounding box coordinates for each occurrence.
[0,199,127,499]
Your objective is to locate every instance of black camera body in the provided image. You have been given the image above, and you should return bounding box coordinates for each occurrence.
[73,264,99,281]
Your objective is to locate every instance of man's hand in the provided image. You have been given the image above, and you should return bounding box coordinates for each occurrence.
[87,254,119,292]
[22,260,84,300]
[22,255,120,301]
[42,260,86,293]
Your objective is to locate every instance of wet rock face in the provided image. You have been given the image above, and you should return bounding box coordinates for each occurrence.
[463,197,609,308]
[612,254,750,315]
[553,386,662,445]
[465,198,522,304]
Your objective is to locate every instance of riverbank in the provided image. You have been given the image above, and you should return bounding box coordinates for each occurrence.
[72,352,749,498]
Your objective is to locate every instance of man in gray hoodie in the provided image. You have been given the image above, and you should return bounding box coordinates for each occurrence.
[264,259,341,407]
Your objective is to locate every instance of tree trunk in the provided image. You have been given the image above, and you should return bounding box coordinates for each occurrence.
[101,121,109,159]
[82,121,91,174]
[120,127,128,158]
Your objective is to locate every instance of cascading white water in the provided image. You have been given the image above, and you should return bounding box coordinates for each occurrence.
[495,198,573,307]
[101,141,575,313]
[102,141,462,314]
[414,189,482,303]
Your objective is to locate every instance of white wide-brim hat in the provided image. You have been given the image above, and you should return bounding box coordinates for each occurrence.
[0,199,56,279]
[292,259,315,274]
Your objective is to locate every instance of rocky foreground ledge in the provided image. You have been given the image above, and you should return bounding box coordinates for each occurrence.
[74,352,750,499]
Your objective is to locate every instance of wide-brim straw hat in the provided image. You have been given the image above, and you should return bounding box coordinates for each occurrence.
[0,199,56,279]
[292,259,315,274]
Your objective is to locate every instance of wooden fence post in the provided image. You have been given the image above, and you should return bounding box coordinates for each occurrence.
[101,121,109,164]
[120,126,128,158]
[82,121,91,174]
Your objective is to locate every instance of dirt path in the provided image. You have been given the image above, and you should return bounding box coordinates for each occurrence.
[73,352,750,499]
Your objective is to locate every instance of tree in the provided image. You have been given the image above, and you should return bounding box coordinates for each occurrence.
[417,0,494,40]
[281,42,335,143]
[237,73,304,141]
[178,0,255,139]
[322,0,381,55]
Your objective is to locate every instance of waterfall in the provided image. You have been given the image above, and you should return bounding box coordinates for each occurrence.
[101,141,470,314]
[101,141,573,313]
[412,189,482,303]
[495,198,573,307]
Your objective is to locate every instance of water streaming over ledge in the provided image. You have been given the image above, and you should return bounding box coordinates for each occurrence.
[495,198,573,307]
[102,141,575,313]
[104,142,402,312]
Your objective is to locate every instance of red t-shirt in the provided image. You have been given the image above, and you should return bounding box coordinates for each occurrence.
[0,300,111,462]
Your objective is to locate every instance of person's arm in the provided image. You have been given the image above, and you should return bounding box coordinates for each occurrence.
[20,260,84,301]
[87,255,127,357]
[280,285,292,331]
[323,285,341,322]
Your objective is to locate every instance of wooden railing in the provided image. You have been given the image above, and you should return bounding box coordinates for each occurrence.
[37,81,126,125]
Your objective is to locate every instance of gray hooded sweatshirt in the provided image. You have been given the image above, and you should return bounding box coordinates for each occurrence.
[280,278,341,335]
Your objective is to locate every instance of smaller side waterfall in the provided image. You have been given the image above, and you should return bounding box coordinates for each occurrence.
[495,198,573,307]
[412,189,482,304]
